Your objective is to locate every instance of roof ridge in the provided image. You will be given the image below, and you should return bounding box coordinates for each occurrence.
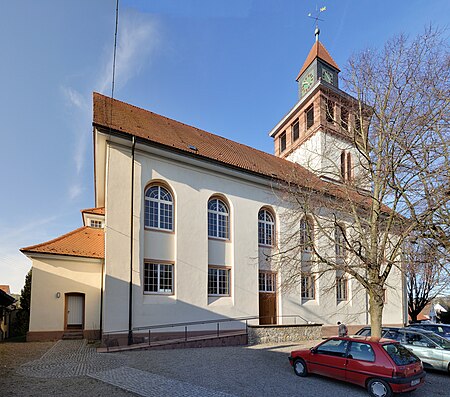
[20,226,89,252]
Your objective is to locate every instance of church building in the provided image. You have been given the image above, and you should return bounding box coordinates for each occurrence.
[21,34,406,342]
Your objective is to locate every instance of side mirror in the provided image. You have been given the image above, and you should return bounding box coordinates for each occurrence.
[310,348,316,354]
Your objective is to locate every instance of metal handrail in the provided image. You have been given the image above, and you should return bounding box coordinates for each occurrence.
[102,314,309,336]
[101,314,315,350]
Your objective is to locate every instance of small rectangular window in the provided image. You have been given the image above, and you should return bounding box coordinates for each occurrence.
[144,262,174,294]
[90,220,103,228]
[326,99,334,122]
[346,153,352,181]
[355,116,362,134]
[306,106,314,129]
[292,120,299,141]
[279,132,287,152]
[336,276,348,301]
[335,225,346,261]
[208,267,230,296]
[301,274,315,300]
[340,107,349,131]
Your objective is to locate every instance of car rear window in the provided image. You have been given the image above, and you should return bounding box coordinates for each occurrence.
[383,343,419,365]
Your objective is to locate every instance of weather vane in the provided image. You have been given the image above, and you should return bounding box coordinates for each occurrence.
[308,5,326,41]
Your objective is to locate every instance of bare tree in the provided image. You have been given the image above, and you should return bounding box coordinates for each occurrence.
[272,26,449,337]
[405,238,450,322]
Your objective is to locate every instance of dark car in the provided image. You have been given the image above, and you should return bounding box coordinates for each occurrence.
[356,326,450,372]
[289,336,425,397]
[407,322,450,340]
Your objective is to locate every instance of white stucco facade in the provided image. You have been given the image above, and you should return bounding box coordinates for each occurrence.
[98,131,405,334]
[27,254,103,339]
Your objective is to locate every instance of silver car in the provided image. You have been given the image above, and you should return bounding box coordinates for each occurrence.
[355,327,450,372]
[385,328,450,372]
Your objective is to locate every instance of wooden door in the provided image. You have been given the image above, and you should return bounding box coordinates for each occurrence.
[259,292,277,325]
[65,294,84,329]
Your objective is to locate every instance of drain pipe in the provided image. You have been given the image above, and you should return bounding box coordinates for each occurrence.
[128,136,136,345]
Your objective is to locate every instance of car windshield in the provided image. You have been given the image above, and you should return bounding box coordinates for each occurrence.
[425,332,450,349]
[383,343,419,365]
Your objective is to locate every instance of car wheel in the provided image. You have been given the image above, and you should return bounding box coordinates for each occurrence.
[367,379,392,397]
[293,358,308,377]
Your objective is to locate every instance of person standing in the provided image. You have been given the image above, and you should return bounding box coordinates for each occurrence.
[337,321,348,337]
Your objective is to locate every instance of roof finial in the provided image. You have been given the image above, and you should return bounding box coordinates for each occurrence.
[308,5,326,42]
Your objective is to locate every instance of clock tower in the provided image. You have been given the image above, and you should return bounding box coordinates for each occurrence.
[297,27,340,98]
[269,30,370,190]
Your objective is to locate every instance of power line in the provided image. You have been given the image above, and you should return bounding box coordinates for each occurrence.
[111,0,119,101]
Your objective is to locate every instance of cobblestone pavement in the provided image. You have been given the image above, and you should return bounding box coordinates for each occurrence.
[90,366,237,397]
[11,339,450,397]
[17,339,129,378]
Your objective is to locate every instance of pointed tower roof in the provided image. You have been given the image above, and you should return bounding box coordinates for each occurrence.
[296,41,340,81]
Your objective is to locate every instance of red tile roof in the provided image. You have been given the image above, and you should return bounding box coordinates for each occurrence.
[296,41,340,81]
[93,92,321,185]
[0,285,11,294]
[81,207,105,215]
[21,227,104,259]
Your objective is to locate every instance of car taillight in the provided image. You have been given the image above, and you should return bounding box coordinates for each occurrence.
[393,369,406,378]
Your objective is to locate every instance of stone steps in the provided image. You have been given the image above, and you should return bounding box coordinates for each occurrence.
[62,330,84,340]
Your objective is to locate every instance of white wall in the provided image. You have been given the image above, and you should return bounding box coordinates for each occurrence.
[29,256,102,332]
[102,137,404,332]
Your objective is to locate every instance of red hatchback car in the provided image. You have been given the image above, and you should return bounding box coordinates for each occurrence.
[289,336,425,397]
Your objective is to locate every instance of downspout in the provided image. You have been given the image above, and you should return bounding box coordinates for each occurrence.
[100,259,104,340]
[128,136,136,345]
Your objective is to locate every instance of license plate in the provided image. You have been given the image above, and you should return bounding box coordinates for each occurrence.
[411,379,420,386]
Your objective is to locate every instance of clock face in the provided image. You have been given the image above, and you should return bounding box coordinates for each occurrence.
[322,69,333,84]
[301,72,314,95]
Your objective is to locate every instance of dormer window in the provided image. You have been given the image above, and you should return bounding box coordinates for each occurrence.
[279,132,287,153]
[90,220,103,228]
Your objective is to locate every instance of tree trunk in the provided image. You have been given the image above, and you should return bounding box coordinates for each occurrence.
[369,289,384,338]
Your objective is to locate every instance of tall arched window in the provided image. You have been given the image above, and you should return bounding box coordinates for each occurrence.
[300,216,314,253]
[341,151,352,181]
[208,198,229,239]
[144,185,173,231]
[258,209,275,246]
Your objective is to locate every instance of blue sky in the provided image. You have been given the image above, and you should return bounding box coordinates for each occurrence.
[1,0,449,293]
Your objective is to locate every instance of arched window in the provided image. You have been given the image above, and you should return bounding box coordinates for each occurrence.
[208,198,229,239]
[300,216,314,253]
[258,209,275,246]
[144,185,173,231]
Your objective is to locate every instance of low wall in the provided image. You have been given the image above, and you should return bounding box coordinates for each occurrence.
[247,323,322,345]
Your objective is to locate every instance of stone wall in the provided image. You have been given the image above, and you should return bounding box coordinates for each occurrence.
[247,323,322,345]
